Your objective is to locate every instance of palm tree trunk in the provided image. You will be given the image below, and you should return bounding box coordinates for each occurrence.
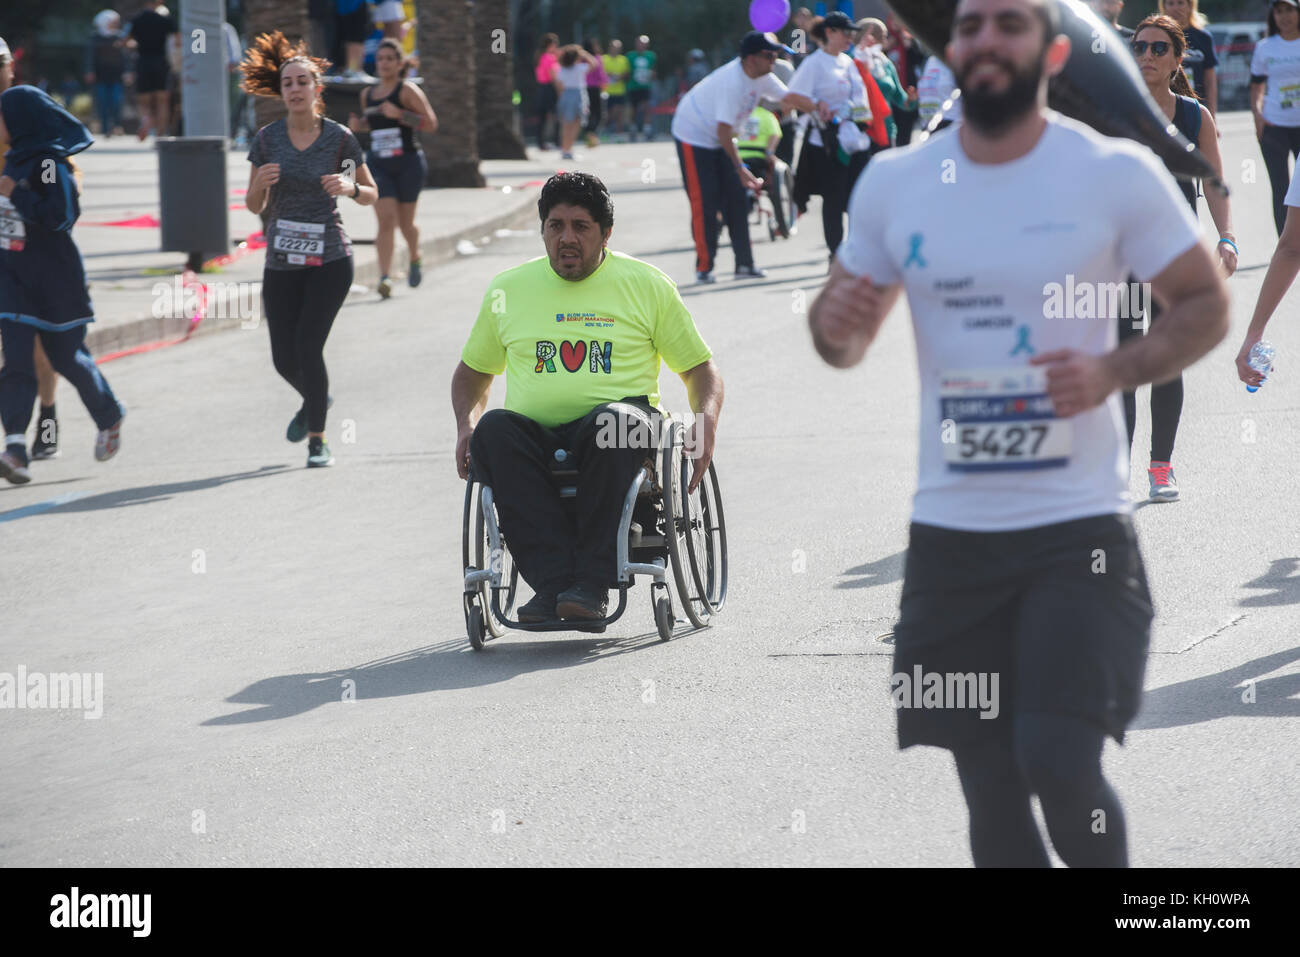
[243,0,310,132]
[419,0,485,186]
[473,0,528,159]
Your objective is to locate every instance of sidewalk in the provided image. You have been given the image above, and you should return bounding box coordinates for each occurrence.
[71,139,569,357]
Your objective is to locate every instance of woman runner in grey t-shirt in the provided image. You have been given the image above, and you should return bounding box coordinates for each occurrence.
[241,32,377,468]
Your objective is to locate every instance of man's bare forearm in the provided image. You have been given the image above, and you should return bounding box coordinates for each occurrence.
[1108,286,1228,389]
[451,362,493,429]
[682,360,724,424]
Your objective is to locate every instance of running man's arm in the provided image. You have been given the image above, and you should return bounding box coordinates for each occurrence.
[778,91,816,114]
[809,260,902,368]
[717,122,762,191]
[1114,242,1228,386]
[452,361,495,479]
[1236,206,1300,385]
[678,358,724,493]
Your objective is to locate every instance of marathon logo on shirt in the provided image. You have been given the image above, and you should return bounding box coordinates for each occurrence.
[553,311,616,328]
[536,339,614,374]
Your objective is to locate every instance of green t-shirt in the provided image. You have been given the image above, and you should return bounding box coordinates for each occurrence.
[462,250,712,428]
[627,50,656,91]
[737,107,782,159]
[603,53,629,96]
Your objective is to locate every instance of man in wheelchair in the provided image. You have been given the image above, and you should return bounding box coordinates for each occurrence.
[451,172,724,623]
[737,104,791,239]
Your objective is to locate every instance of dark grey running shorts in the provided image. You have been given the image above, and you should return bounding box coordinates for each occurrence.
[891,513,1153,750]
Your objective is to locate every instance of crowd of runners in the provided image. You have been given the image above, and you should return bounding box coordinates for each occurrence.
[2,0,1299,868]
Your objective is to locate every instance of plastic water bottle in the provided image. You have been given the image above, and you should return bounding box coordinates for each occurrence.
[1246,340,1275,393]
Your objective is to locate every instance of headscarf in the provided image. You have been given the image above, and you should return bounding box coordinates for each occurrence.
[1,85,93,182]
[94,10,120,38]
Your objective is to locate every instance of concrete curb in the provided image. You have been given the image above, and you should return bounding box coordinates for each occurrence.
[85,191,538,358]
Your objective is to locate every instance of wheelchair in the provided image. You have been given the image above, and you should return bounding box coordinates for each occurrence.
[462,411,727,648]
[744,154,797,242]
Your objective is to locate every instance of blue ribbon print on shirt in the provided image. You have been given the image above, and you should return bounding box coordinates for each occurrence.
[904,233,927,269]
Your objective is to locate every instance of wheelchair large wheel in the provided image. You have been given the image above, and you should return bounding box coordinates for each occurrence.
[463,480,519,639]
[660,420,727,628]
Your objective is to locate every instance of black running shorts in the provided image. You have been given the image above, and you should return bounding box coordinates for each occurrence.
[891,513,1153,751]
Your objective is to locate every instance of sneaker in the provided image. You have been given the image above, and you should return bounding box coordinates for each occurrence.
[94,416,123,462]
[307,436,334,468]
[408,259,422,288]
[561,151,574,160]
[0,447,31,485]
[517,589,559,623]
[377,276,392,299]
[696,271,716,284]
[734,264,767,279]
[287,395,333,443]
[1148,461,1179,501]
[556,582,609,621]
[30,415,59,460]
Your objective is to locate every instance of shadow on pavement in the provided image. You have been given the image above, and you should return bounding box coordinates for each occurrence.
[837,550,905,589]
[1239,557,1300,607]
[1131,645,1300,730]
[0,465,293,518]
[204,627,681,725]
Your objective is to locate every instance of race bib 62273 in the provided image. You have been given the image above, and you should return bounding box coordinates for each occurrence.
[939,367,1071,472]
[272,218,325,266]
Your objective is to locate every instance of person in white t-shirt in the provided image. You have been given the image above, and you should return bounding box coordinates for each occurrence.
[1250,0,1300,234]
[671,31,815,283]
[809,0,1228,868]
[917,54,962,131]
[787,11,875,263]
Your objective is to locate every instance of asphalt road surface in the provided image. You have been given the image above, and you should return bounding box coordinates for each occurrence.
[2,117,1298,867]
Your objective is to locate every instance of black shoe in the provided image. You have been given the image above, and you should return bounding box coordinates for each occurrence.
[517,590,559,623]
[30,415,59,460]
[556,582,609,621]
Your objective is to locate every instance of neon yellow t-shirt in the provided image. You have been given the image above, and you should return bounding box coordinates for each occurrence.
[737,107,781,160]
[462,251,712,429]
[603,54,630,96]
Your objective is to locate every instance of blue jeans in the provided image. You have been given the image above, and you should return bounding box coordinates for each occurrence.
[0,321,122,439]
[94,81,123,135]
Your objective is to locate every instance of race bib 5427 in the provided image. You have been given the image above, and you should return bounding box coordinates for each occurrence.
[939,367,1071,472]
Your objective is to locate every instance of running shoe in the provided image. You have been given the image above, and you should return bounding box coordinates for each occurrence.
[696,271,716,284]
[287,395,333,443]
[1148,461,1179,501]
[734,264,767,279]
[517,589,559,623]
[94,416,123,462]
[307,436,334,468]
[408,258,422,288]
[561,151,574,160]
[377,276,392,299]
[30,414,59,460]
[0,447,31,485]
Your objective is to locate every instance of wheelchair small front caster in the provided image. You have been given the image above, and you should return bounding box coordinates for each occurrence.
[653,591,675,642]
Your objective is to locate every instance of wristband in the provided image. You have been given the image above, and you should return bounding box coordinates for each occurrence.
[1218,237,1238,254]
[352,181,360,199]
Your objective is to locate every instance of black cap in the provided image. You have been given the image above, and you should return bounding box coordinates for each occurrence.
[740,30,794,57]
[822,10,855,31]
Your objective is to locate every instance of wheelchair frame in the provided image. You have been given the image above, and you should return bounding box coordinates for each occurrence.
[462,412,727,648]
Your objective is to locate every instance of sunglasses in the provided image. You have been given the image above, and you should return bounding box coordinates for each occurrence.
[1131,40,1172,56]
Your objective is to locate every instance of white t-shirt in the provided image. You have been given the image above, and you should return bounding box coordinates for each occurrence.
[671,57,788,149]
[1251,35,1300,127]
[787,48,870,146]
[556,62,591,92]
[918,56,961,127]
[836,115,1202,532]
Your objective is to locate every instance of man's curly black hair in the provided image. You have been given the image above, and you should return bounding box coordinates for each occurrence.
[537,172,615,233]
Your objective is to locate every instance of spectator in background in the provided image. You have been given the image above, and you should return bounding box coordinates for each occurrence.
[372,0,407,40]
[602,39,629,138]
[1087,0,1134,39]
[626,35,656,142]
[126,0,177,140]
[308,0,337,65]
[685,49,710,90]
[1251,0,1300,235]
[581,39,608,148]
[534,34,559,150]
[555,44,598,160]
[883,20,924,143]
[1160,0,1217,114]
[791,7,817,64]
[917,52,960,132]
[85,10,127,137]
[336,0,370,78]
[224,20,250,144]
[855,18,909,146]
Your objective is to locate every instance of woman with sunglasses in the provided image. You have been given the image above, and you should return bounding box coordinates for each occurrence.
[788,11,875,265]
[1124,15,1235,502]
[1250,0,1300,235]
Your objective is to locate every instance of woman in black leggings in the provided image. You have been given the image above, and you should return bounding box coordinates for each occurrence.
[1251,1,1300,235]
[1123,17,1237,501]
[241,32,377,468]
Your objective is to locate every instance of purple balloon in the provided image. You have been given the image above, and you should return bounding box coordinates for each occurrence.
[749,0,791,34]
